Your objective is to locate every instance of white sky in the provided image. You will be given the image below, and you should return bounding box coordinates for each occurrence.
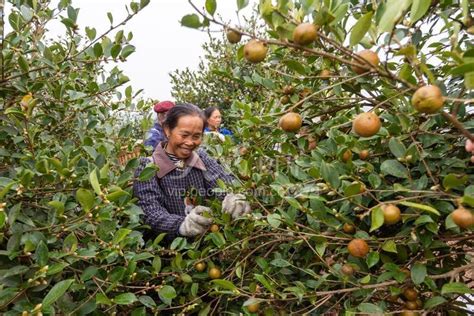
[5,0,255,101]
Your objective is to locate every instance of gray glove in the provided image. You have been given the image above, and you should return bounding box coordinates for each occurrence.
[222,193,251,219]
[179,205,213,237]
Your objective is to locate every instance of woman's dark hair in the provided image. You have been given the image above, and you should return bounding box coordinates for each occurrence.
[163,103,206,131]
[204,106,220,120]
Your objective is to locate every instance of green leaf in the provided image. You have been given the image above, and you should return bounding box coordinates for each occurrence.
[399,201,440,216]
[158,285,177,305]
[111,44,121,58]
[441,282,473,295]
[18,55,29,73]
[35,241,49,266]
[423,296,447,309]
[89,169,102,195]
[139,165,158,181]
[114,293,137,305]
[0,212,5,229]
[121,44,136,58]
[205,0,216,15]
[449,63,474,76]
[93,43,103,57]
[350,11,373,46]
[181,14,201,28]
[388,137,406,158]
[48,201,65,215]
[237,0,249,10]
[410,0,431,24]
[380,159,408,178]
[358,302,383,313]
[366,252,379,268]
[443,174,468,191]
[344,182,362,197]
[283,60,307,75]
[370,206,384,232]
[113,228,132,244]
[378,0,412,33]
[85,27,96,40]
[270,259,291,267]
[267,213,281,228]
[411,262,427,285]
[42,279,74,308]
[320,161,340,189]
[138,295,156,308]
[76,188,95,212]
[382,240,397,253]
[106,189,129,202]
[462,185,474,207]
[211,279,237,291]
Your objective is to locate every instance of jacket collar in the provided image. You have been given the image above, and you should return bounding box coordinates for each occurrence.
[152,142,207,178]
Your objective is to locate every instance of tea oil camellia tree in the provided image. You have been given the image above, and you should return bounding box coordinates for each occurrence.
[177,0,474,314]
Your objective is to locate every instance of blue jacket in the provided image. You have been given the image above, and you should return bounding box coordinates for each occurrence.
[144,122,166,150]
[204,127,233,137]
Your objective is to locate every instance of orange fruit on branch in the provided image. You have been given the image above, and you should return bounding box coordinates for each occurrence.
[208,267,222,279]
[293,23,318,45]
[381,204,401,225]
[411,85,444,114]
[244,39,268,63]
[351,50,380,74]
[347,239,369,258]
[451,207,474,229]
[279,112,302,132]
[353,112,381,137]
[226,29,242,44]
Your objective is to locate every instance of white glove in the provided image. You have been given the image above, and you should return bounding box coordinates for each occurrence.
[178,206,213,237]
[222,193,251,219]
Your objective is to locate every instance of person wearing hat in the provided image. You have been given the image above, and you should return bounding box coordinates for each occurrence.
[144,100,175,151]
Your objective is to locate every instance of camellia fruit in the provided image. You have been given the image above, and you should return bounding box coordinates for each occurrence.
[208,267,222,279]
[319,69,331,79]
[246,302,260,313]
[280,95,290,105]
[359,150,370,160]
[341,264,354,276]
[279,112,302,132]
[293,23,318,45]
[195,262,206,272]
[342,149,353,162]
[282,85,295,95]
[351,50,380,74]
[210,224,220,233]
[347,239,369,258]
[403,287,418,301]
[244,39,268,63]
[411,85,444,114]
[353,112,381,137]
[226,29,242,44]
[381,204,401,225]
[343,223,356,234]
[451,207,474,229]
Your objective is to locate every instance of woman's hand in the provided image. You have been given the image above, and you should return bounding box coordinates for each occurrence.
[179,206,212,237]
[222,193,251,219]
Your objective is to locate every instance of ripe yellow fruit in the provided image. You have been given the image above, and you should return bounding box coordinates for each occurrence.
[341,264,354,276]
[347,239,369,258]
[226,29,241,44]
[279,112,302,132]
[351,50,380,74]
[451,207,474,229]
[342,149,353,162]
[343,223,356,234]
[319,69,331,79]
[353,112,381,137]
[208,267,222,279]
[359,150,370,160]
[210,224,220,233]
[293,23,318,45]
[244,39,268,63]
[246,302,260,313]
[411,85,444,114]
[381,204,401,225]
[195,262,206,272]
[403,287,418,301]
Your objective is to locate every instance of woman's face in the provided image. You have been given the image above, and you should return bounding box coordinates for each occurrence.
[165,115,203,159]
[207,110,222,130]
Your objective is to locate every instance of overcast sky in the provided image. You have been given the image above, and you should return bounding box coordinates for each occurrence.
[5,0,255,101]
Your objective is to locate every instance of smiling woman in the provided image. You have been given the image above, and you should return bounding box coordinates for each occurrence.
[133,103,251,240]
